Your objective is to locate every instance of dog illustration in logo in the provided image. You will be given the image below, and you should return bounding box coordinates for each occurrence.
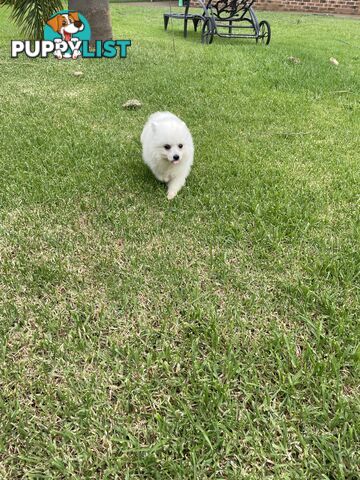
[46,12,84,59]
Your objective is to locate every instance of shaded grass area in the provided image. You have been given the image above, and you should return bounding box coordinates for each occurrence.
[0,4,359,478]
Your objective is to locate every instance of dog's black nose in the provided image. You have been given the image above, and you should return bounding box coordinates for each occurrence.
[173,155,179,161]
[74,20,82,28]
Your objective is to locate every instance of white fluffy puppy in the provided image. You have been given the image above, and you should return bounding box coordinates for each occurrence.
[141,112,194,200]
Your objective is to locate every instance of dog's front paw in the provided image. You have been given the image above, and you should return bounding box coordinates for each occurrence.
[54,50,63,60]
[167,191,177,200]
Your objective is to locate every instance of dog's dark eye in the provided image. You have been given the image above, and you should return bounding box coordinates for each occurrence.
[178,144,183,149]
[62,21,67,26]
[164,144,171,150]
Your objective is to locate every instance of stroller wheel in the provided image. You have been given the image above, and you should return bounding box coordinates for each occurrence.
[257,20,271,45]
[202,18,214,44]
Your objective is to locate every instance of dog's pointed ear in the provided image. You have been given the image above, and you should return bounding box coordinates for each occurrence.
[151,122,158,133]
[46,15,60,33]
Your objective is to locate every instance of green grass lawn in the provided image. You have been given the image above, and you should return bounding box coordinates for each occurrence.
[0,4,359,478]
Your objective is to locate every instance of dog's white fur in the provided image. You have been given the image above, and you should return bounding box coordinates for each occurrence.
[141,112,194,200]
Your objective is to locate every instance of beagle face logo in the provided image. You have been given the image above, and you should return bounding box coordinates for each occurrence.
[47,12,84,42]
[11,10,131,60]
[44,10,90,59]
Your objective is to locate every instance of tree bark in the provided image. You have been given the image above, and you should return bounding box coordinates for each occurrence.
[68,0,112,44]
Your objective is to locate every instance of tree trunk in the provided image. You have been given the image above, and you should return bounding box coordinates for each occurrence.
[68,0,112,44]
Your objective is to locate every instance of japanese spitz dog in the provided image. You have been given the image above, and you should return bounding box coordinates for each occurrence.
[141,112,194,199]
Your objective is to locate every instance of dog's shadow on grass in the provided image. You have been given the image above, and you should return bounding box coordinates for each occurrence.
[115,151,167,199]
